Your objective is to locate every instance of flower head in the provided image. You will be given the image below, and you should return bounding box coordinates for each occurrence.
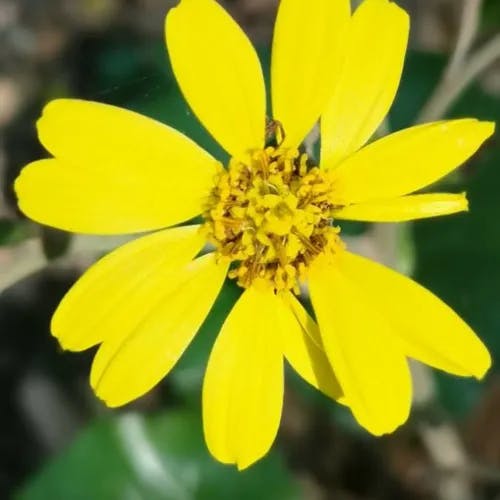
[15,0,494,469]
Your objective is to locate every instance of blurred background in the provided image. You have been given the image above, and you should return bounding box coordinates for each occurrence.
[1,0,500,498]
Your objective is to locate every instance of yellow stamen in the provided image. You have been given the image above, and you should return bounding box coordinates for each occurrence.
[202,147,343,291]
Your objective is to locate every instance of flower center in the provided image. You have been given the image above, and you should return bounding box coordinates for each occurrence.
[202,147,343,292]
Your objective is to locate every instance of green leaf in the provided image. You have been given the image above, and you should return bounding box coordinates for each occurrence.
[17,411,300,500]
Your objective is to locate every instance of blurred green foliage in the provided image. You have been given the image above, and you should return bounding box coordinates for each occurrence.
[483,0,500,30]
[17,411,300,500]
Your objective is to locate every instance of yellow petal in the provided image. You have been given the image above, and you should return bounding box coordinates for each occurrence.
[203,286,284,470]
[332,120,495,204]
[52,225,205,351]
[338,251,491,379]
[309,253,412,435]
[321,0,409,169]
[282,292,344,402]
[15,100,219,234]
[271,0,350,149]
[91,253,229,407]
[333,193,468,222]
[166,0,266,157]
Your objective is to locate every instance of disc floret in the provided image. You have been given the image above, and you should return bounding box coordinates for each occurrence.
[203,147,342,292]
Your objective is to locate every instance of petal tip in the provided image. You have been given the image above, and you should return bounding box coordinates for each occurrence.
[236,459,254,472]
[50,321,73,352]
[52,335,71,353]
[39,99,59,117]
[38,98,75,122]
[483,120,496,137]
[94,391,123,409]
[12,170,24,199]
[50,327,66,348]
[91,377,127,408]
[359,414,408,437]
[362,0,410,25]
[236,447,269,471]
[388,0,410,19]
[13,160,41,197]
[460,191,469,212]
[473,348,492,380]
[470,119,496,141]
[351,381,411,437]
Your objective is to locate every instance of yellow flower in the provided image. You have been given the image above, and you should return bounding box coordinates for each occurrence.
[14,0,494,469]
